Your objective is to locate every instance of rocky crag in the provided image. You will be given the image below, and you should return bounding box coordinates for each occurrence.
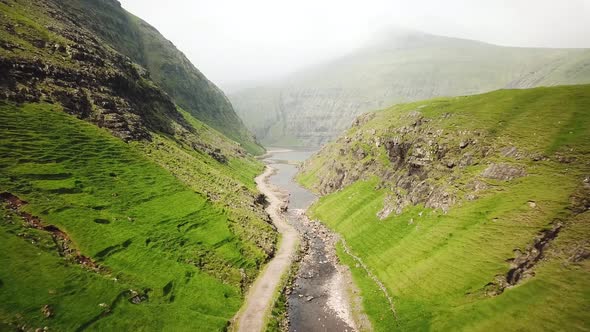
[1,0,263,154]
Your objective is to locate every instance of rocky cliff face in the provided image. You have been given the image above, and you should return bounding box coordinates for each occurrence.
[0,0,263,154]
[231,31,590,147]
[301,110,491,215]
[63,0,264,154]
[0,30,179,142]
[0,0,180,139]
[299,85,590,218]
[0,0,265,157]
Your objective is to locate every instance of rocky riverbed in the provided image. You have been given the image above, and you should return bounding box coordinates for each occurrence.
[265,149,370,332]
[286,209,370,332]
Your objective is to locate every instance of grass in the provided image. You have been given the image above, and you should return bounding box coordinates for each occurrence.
[302,85,590,330]
[335,242,397,330]
[0,1,72,65]
[0,102,267,330]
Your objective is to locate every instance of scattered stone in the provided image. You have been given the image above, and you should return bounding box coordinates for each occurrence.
[355,148,366,160]
[482,163,526,181]
[467,180,489,192]
[555,154,576,164]
[41,305,53,318]
[376,201,394,220]
[501,146,523,159]
[527,201,537,208]
[531,153,546,161]
[570,248,590,262]
[351,113,376,127]
[129,294,146,304]
[208,148,228,164]
[128,289,148,304]
[459,152,474,167]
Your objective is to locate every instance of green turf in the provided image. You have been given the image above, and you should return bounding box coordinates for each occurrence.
[302,85,590,331]
[0,102,265,331]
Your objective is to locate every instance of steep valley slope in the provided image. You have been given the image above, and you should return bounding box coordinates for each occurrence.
[2,0,263,155]
[231,30,590,147]
[298,84,590,331]
[0,0,274,330]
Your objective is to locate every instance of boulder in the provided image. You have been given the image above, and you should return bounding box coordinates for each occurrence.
[482,163,526,181]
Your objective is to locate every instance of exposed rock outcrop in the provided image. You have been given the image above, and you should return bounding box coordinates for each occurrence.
[302,111,494,216]
[482,163,527,181]
[0,28,181,142]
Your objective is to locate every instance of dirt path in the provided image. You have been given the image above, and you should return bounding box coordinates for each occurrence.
[234,166,299,332]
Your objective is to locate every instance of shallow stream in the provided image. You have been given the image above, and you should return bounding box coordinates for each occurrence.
[264,148,356,332]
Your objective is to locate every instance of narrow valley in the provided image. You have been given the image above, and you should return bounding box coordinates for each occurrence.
[248,149,370,331]
[1,0,589,331]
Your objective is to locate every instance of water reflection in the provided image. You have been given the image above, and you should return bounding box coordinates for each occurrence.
[264,148,317,210]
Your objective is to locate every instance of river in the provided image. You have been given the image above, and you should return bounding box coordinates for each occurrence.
[264,148,360,332]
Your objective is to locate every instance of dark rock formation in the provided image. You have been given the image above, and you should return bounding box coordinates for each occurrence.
[0,16,183,142]
[208,148,228,164]
[0,0,262,154]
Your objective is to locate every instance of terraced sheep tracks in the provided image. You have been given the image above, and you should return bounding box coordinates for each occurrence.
[0,191,101,271]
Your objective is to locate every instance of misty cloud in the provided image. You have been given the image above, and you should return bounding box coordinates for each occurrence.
[119,0,590,90]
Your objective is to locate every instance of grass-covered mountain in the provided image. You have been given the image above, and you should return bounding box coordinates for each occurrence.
[63,0,263,154]
[298,84,590,330]
[230,30,590,147]
[0,0,274,330]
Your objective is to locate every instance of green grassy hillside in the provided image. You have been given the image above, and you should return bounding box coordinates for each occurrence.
[53,0,263,154]
[0,0,275,329]
[230,31,590,147]
[0,102,273,331]
[299,85,590,330]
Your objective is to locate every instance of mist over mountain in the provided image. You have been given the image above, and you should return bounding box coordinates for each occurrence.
[230,29,590,147]
[119,0,590,89]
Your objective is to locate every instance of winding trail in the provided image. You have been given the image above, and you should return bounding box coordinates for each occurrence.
[234,166,299,332]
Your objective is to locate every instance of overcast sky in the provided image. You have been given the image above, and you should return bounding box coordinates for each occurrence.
[119,0,590,90]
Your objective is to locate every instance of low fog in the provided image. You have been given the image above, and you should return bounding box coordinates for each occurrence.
[119,0,590,91]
